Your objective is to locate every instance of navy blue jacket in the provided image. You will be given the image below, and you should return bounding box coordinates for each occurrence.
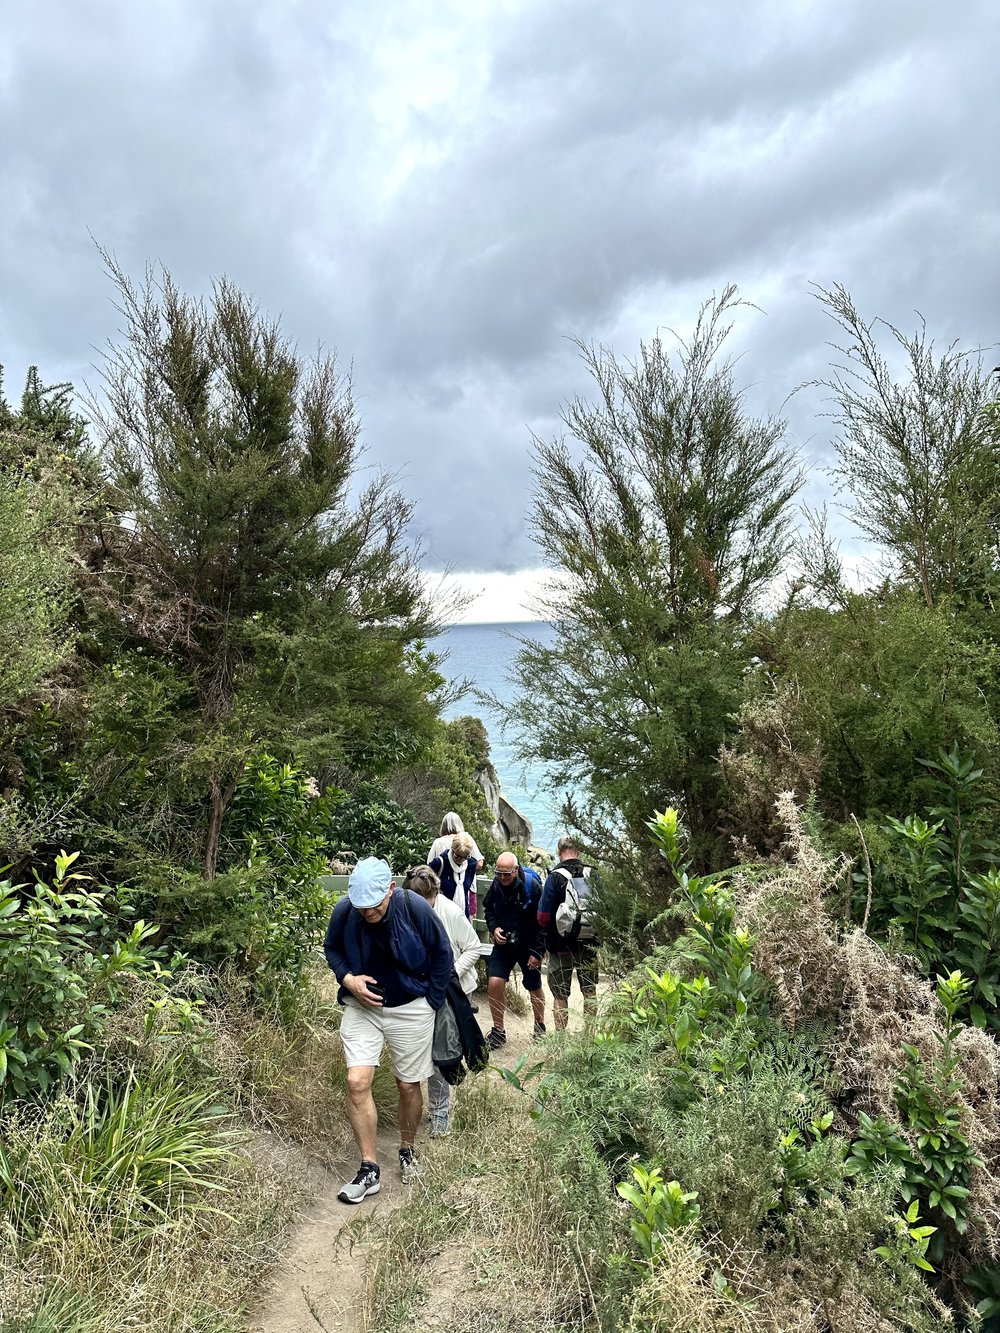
[483,865,545,957]
[323,889,454,1011]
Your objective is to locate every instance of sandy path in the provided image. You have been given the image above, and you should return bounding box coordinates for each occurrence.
[249,987,551,1333]
[248,1126,405,1333]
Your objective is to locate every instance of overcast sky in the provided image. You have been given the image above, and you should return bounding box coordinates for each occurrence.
[2,0,998,620]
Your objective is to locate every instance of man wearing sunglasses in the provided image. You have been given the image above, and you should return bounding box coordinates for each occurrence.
[482,851,547,1046]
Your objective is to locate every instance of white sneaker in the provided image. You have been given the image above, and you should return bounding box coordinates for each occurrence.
[337,1161,381,1204]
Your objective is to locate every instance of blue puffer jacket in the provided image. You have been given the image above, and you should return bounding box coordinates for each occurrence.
[323,889,454,1010]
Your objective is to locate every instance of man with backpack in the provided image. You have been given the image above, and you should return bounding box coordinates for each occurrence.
[483,851,547,1045]
[537,835,599,1029]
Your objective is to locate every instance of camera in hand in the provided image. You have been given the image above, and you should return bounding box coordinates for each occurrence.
[368,982,385,1001]
[504,929,519,948]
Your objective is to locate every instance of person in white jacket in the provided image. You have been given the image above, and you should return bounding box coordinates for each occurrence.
[403,863,481,1137]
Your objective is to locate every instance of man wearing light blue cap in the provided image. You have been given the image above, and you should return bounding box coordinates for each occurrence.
[323,855,453,1203]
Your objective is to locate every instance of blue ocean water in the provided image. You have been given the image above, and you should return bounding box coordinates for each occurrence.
[434,621,563,854]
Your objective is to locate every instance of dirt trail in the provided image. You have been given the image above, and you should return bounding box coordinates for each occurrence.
[249,1126,404,1333]
[250,990,545,1333]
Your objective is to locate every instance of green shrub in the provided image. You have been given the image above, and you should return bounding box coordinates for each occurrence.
[222,753,333,877]
[658,1038,832,1246]
[539,1028,670,1168]
[617,1163,701,1262]
[326,780,431,871]
[0,852,160,1102]
[874,746,1000,1027]
[135,755,336,1007]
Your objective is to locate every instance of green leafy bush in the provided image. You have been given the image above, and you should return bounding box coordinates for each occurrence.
[617,1163,700,1262]
[883,814,949,963]
[136,755,335,1006]
[0,852,159,1102]
[531,803,965,1329]
[326,780,431,872]
[876,745,1000,1025]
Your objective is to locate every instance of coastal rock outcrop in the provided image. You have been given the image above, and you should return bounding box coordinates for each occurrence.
[475,759,533,848]
[498,793,532,847]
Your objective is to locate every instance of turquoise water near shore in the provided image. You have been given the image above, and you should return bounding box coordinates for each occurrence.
[435,621,561,854]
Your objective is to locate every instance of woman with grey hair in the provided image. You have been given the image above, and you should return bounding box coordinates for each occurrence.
[403,864,481,1137]
[431,831,479,919]
[428,812,483,868]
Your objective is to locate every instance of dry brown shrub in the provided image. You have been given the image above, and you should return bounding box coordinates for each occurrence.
[737,792,845,1028]
[836,929,937,1116]
[625,1231,764,1332]
[739,792,1000,1264]
[953,1024,1000,1257]
[753,1263,951,1333]
[504,978,531,1018]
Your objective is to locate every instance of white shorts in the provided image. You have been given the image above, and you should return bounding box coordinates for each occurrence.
[340,996,435,1083]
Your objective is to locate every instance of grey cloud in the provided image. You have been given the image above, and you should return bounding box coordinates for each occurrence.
[1,0,998,578]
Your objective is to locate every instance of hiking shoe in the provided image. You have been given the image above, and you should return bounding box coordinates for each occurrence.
[430,1112,450,1138]
[399,1147,422,1184]
[532,1022,547,1042]
[337,1160,380,1204]
[486,1027,507,1049]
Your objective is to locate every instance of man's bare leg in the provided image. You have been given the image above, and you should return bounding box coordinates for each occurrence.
[488,975,507,1032]
[530,987,546,1027]
[553,996,569,1030]
[396,1078,422,1150]
[346,1065,378,1162]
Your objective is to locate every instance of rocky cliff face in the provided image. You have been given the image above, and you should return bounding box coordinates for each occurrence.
[475,760,532,848]
[498,793,532,846]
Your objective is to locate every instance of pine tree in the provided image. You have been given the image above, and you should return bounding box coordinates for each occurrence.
[504,288,802,867]
[91,261,439,878]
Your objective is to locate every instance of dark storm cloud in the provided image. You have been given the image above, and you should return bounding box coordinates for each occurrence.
[1,0,998,579]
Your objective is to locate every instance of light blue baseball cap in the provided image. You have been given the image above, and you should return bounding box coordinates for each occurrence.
[348,856,393,908]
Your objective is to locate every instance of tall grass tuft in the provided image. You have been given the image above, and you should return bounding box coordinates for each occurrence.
[2,1063,241,1243]
[2,1286,104,1333]
[0,1096,310,1333]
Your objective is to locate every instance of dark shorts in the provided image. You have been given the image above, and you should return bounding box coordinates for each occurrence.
[488,944,543,991]
[548,945,599,1000]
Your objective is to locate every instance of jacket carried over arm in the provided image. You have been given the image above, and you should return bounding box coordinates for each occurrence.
[483,865,546,958]
[323,889,454,1010]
